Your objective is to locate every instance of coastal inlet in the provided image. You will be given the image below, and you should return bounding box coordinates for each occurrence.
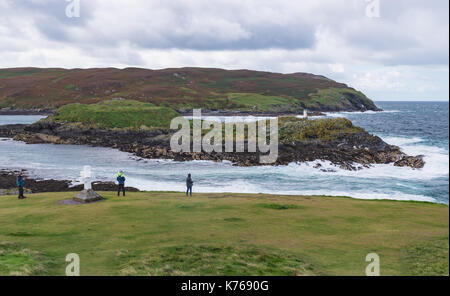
[0,101,448,204]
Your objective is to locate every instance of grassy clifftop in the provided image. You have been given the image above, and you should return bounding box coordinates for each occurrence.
[0,192,447,275]
[0,67,379,112]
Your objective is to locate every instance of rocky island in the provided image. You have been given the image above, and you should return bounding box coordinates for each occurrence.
[0,99,424,170]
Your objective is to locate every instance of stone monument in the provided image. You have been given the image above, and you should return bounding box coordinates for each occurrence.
[73,166,103,203]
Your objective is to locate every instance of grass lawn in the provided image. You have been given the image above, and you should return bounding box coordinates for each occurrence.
[0,192,448,276]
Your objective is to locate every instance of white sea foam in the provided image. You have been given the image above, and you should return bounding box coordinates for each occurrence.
[323,110,401,118]
[274,134,448,181]
[382,136,424,146]
[125,176,437,203]
[282,158,447,181]
[185,116,276,122]
[383,136,449,179]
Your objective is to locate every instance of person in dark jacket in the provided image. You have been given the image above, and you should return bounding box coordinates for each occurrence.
[17,171,25,199]
[186,173,193,197]
[117,171,126,196]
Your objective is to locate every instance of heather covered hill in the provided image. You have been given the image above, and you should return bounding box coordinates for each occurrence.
[0,67,379,112]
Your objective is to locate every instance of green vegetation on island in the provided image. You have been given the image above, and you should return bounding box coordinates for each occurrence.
[43,100,365,143]
[278,117,363,142]
[0,192,447,276]
[51,100,179,129]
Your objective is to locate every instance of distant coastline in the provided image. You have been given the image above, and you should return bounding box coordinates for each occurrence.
[0,109,52,116]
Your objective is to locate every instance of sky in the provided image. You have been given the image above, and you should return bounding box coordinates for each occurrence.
[0,0,448,101]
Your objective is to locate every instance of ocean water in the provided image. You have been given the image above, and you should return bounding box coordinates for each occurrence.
[0,101,448,204]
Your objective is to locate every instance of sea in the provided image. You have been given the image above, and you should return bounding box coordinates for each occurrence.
[0,101,448,204]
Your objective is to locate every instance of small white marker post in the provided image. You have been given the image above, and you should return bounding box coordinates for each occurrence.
[80,165,92,190]
[303,109,308,119]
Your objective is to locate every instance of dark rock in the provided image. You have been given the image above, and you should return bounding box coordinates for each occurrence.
[394,155,425,169]
[0,171,71,193]
[0,124,26,138]
[69,182,139,192]
[0,171,139,193]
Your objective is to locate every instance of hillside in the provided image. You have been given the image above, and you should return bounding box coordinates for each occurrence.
[0,67,379,112]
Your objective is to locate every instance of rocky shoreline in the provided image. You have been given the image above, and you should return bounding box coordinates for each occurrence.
[1,107,357,117]
[0,170,139,195]
[0,120,425,171]
[0,109,53,115]
[178,109,327,117]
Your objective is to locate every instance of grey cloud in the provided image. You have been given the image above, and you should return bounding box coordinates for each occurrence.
[8,0,316,50]
[338,0,449,65]
[8,0,94,42]
[130,23,316,50]
[0,0,448,68]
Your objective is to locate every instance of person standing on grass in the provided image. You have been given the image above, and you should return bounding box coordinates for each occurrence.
[186,173,193,197]
[117,171,126,197]
[17,171,25,200]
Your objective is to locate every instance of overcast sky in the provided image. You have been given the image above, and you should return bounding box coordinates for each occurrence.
[0,0,448,101]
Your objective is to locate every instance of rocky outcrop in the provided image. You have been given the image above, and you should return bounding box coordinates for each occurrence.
[0,124,26,138]
[0,170,139,193]
[394,155,425,169]
[2,120,425,170]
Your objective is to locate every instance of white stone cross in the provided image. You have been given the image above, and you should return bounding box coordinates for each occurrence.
[80,165,92,190]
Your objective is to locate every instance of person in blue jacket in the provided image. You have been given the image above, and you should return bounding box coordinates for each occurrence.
[17,171,25,199]
[117,171,126,196]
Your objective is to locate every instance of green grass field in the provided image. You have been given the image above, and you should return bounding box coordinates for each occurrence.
[0,192,448,276]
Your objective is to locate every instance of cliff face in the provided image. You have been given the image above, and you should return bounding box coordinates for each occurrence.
[0,67,380,112]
